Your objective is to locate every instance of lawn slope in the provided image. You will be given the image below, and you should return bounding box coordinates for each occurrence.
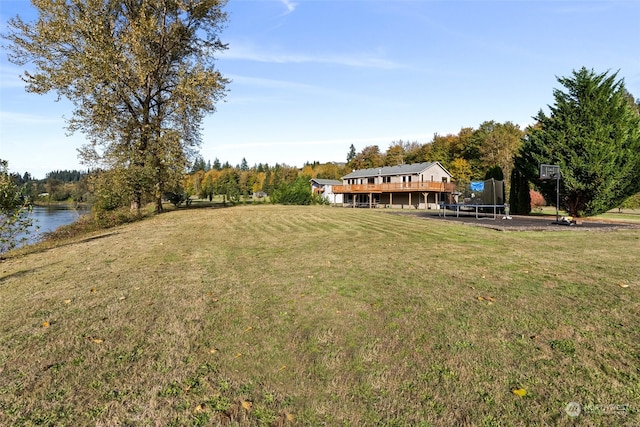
[1,205,638,426]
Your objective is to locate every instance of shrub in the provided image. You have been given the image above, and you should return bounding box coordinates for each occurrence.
[271,176,313,205]
[530,189,546,211]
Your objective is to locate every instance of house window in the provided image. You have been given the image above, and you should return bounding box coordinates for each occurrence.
[442,177,448,183]
[382,176,390,183]
[431,175,434,182]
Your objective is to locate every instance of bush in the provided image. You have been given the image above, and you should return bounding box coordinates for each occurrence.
[271,176,313,205]
[164,191,188,207]
[93,207,145,229]
[530,190,546,211]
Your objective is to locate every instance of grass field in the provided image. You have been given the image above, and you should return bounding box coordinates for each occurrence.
[1,205,638,426]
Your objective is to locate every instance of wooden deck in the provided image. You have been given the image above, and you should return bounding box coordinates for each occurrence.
[333,182,456,194]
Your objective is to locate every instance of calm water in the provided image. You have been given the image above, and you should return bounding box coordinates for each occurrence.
[19,205,90,247]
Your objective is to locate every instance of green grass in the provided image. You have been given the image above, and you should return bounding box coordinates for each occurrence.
[1,205,639,425]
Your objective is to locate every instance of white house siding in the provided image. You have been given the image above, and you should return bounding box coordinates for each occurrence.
[324,186,343,205]
[310,179,344,205]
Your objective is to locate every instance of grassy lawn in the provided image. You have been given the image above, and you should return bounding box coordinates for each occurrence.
[1,205,638,426]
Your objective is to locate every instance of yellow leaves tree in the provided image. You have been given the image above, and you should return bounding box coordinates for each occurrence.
[5,0,230,213]
[448,158,472,190]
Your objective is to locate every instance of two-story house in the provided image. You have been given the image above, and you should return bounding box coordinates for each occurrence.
[333,162,455,209]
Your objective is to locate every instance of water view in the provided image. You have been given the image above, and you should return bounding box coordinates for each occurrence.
[20,205,89,247]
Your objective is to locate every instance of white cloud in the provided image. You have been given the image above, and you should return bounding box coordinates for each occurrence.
[280,0,297,15]
[0,111,63,125]
[224,73,408,109]
[0,64,26,89]
[215,134,431,150]
[222,41,404,70]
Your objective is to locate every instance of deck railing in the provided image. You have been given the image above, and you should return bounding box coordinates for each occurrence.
[333,182,456,194]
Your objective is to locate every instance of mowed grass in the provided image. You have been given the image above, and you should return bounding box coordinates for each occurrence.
[1,205,638,426]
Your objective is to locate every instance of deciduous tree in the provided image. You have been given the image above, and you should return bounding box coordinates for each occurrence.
[384,143,405,166]
[0,160,34,253]
[349,145,384,170]
[5,0,229,213]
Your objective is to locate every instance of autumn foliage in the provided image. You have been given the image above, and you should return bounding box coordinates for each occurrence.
[530,190,546,211]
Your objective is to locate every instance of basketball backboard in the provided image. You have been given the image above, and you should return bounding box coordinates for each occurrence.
[540,164,560,180]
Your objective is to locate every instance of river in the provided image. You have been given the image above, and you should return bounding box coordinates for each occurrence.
[20,205,90,246]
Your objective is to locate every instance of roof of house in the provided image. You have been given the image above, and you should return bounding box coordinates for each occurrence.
[342,162,451,179]
[310,178,342,186]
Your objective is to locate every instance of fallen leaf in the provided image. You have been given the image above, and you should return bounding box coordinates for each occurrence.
[234,353,242,358]
[118,296,125,301]
[91,338,103,344]
[241,400,252,411]
[619,283,629,288]
[512,388,527,397]
[91,288,97,293]
[278,365,287,371]
[64,299,72,304]
[245,326,253,332]
[477,296,485,301]
[285,412,295,421]
[42,321,50,328]
[209,348,218,354]
[194,404,204,413]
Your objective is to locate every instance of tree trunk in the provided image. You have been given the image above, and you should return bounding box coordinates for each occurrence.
[131,190,142,213]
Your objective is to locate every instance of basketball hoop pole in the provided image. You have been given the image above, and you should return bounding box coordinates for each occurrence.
[555,172,559,223]
[540,164,561,223]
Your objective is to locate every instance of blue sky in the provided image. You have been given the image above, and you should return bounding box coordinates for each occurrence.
[1,0,639,179]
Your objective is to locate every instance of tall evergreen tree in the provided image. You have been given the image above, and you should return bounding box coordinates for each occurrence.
[518,68,640,217]
[509,160,531,215]
[346,144,357,164]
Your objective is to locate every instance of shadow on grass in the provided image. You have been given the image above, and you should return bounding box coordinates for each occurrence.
[3,232,119,260]
[0,260,63,283]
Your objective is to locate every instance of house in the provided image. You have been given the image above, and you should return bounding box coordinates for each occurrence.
[333,162,456,209]
[310,178,344,205]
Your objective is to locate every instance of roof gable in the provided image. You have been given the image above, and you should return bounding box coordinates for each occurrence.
[310,178,342,186]
[342,162,451,179]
